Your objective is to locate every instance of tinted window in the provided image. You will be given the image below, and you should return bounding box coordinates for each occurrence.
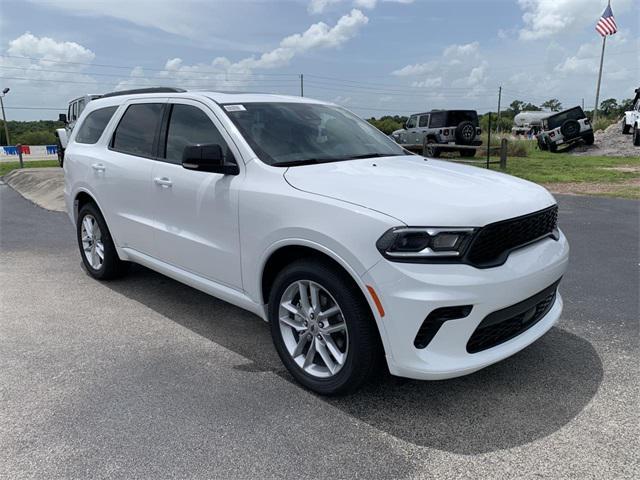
[111,103,164,157]
[406,115,417,129]
[164,104,232,165]
[418,115,429,127]
[75,106,117,144]
[429,112,447,128]
[448,111,478,125]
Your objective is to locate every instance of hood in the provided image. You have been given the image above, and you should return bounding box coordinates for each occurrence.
[284,156,556,226]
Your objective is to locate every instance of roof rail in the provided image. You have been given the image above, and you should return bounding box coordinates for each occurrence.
[101,87,186,98]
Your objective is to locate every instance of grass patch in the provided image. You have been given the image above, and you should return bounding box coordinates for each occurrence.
[0,160,59,177]
[485,151,640,184]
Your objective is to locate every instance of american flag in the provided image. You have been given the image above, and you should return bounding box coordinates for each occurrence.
[596,3,617,37]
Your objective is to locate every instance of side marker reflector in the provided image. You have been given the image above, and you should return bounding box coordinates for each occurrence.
[366,285,385,318]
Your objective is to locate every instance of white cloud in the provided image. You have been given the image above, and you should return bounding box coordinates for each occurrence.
[517,0,633,40]
[309,0,413,14]
[443,41,480,58]
[7,32,95,64]
[411,76,442,88]
[151,10,368,90]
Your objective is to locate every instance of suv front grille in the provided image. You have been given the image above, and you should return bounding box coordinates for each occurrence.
[466,205,558,268]
[466,279,560,354]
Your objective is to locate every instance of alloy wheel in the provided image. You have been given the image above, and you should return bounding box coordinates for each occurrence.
[278,280,349,378]
[80,214,104,270]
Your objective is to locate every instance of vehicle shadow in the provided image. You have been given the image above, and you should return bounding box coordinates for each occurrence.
[105,264,603,455]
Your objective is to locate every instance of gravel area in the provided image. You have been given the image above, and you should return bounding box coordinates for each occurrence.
[572,120,640,157]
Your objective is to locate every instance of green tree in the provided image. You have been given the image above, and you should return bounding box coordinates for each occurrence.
[599,98,618,116]
[509,100,525,115]
[541,99,562,112]
[618,98,634,115]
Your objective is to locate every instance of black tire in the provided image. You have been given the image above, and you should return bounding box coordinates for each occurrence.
[455,121,476,145]
[548,139,558,153]
[55,137,64,167]
[460,148,476,158]
[634,124,640,147]
[560,119,580,140]
[622,122,631,135]
[76,202,129,280]
[583,132,595,146]
[268,259,382,396]
[423,138,441,158]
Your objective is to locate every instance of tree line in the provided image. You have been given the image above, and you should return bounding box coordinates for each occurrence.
[0,120,64,146]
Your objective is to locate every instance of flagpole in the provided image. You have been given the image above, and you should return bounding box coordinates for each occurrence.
[593,0,611,123]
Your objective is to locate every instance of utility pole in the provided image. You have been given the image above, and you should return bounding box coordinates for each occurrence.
[0,87,10,146]
[593,34,607,123]
[496,85,502,134]
[300,74,304,97]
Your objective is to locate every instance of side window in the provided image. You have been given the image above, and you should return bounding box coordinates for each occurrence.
[429,112,447,128]
[111,103,164,157]
[406,115,417,129]
[75,106,117,144]
[418,115,429,127]
[164,104,233,165]
[77,98,86,116]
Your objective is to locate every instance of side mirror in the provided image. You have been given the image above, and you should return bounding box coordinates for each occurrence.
[59,113,68,124]
[182,144,239,175]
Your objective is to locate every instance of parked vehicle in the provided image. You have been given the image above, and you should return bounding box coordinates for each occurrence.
[512,111,549,136]
[56,93,102,166]
[536,106,594,152]
[391,110,482,157]
[64,88,569,395]
[623,87,640,146]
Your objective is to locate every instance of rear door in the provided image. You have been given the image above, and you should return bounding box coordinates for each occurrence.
[405,114,419,144]
[149,99,243,289]
[98,99,166,254]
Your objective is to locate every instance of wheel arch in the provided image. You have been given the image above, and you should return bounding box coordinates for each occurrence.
[260,242,390,359]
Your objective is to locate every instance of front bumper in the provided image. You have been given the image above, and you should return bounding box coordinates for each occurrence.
[362,230,569,380]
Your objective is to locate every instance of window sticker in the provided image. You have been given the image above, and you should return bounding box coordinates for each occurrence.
[224,104,246,112]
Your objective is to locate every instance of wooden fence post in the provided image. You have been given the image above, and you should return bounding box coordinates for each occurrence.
[16,144,23,168]
[500,138,508,169]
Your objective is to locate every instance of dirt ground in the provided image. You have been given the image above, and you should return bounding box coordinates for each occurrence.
[571,120,640,158]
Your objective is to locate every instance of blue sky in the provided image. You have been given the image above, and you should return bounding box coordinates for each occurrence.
[0,0,637,120]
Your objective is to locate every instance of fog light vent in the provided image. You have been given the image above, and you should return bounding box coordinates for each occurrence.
[414,305,472,349]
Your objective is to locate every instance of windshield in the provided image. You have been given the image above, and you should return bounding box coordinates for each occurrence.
[222,102,405,166]
[547,107,585,130]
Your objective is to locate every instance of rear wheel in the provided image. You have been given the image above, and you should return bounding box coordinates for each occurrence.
[548,140,558,153]
[622,122,631,134]
[634,124,640,146]
[76,202,129,280]
[268,259,381,395]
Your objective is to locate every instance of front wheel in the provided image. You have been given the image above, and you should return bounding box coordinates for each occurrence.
[634,124,640,146]
[622,122,631,134]
[268,259,382,395]
[583,132,595,146]
[423,139,441,158]
[77,203,129,280]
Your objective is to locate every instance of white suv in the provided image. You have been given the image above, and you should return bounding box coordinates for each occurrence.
[64,88,569,395]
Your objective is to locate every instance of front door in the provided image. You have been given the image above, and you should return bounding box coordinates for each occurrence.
[150,100,243,289]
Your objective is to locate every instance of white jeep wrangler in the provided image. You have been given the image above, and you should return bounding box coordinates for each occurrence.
[536,106,594,152]
[622,88,640,146]
[55,94,101,166]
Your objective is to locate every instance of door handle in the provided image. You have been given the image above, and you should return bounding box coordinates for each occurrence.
[154,177,173,188]
[91,163,105,172]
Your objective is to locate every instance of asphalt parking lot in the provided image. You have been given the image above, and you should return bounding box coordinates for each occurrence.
[1,183,638,479]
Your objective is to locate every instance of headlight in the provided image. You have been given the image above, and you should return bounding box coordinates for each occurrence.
[376,227,475,261]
